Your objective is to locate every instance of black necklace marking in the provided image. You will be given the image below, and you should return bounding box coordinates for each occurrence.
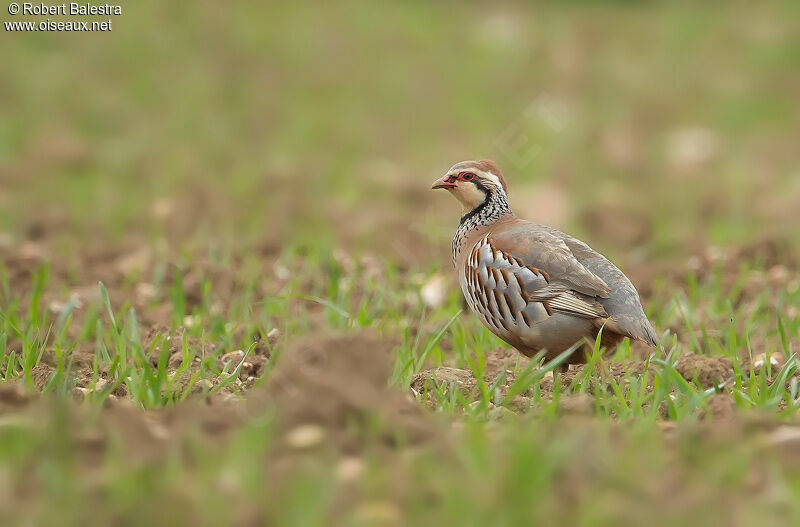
[452,182,512,266]
[459,182,491,226]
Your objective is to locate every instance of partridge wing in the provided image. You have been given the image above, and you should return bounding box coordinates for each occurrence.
[487,224,611,299]
[463,236,608,334]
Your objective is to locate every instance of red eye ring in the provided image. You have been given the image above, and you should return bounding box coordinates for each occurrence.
[460,172,475,181]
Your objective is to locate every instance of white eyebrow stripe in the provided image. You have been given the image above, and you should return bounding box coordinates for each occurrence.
[477,171,501,188]
[447,169,500,185]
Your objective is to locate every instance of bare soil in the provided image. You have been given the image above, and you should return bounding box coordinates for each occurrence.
[2,222,800,524]
[3,228,798,414]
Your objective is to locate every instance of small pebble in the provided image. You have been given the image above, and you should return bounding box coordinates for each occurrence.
[72,387,88,400]
[420,274,447,309]
[273,264,290,281]
[753,352,785,373]
[145,417,171,441]
[135,282,157,302]
[336,457,364,483]
[267,328,281,346]
[221,350,245,364]
[286,424,325,449]
[194,379,213,392]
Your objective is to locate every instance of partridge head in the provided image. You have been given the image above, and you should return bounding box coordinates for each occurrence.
[432,160,657,368]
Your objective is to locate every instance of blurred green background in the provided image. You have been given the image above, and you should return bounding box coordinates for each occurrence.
[3,1,799,265]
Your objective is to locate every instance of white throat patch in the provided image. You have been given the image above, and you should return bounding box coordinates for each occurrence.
[453,182,488,212]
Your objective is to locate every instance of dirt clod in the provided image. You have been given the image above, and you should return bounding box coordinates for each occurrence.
[410,367,477,402]
[675,353,734,388]
[31,364,55,391]
[251,331,434,451]
[558,393,596,416]
[0,384,33,412]
[700,394,737,421]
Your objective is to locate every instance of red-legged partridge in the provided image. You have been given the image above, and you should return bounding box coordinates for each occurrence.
[432,160,657,369]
